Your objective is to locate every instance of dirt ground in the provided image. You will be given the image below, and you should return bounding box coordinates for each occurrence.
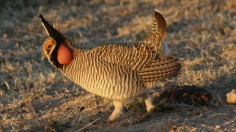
[0,0,235,131]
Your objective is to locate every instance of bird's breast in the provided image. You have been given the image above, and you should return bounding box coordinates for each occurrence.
[61,54,146,100]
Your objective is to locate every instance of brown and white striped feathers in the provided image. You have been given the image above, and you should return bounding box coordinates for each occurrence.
[40,10,181,101]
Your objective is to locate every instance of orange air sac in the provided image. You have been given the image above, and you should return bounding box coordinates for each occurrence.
[57,44,73,64]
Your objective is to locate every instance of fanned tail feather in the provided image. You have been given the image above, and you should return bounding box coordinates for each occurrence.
[142,9,167,55]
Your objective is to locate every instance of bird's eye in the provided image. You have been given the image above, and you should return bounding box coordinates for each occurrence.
[48,45,52,49]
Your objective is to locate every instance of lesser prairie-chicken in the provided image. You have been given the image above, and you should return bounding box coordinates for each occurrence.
[39,9,181,121]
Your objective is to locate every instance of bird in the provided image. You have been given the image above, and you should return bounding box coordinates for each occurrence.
[39,9,181,121]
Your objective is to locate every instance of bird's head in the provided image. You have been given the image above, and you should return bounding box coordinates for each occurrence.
[39,14,73,69]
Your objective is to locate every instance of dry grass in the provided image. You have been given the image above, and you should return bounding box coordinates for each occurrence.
[0,0,235,131]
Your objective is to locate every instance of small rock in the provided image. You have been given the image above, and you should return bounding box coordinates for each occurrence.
[215,125,221,129]
[226,89,236,104]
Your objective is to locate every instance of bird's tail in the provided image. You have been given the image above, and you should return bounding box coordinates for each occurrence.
[142,9,168,56]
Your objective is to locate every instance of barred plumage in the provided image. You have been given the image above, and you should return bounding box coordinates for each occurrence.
[142,9,167,55]
[39,9,181,121]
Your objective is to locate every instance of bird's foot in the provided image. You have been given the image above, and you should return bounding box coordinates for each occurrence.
[108,100,124,122]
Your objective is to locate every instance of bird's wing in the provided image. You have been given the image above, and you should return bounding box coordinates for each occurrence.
[88,44,181,82]
[88,44,157,70]
[139,56,181,82]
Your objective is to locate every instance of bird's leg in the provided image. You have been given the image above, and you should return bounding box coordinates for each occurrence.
[109,100,124,121]
[144,93,155,115]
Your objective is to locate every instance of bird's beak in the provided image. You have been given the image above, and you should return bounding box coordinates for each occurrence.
[42,53,46,61]
[38,14,65,43]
